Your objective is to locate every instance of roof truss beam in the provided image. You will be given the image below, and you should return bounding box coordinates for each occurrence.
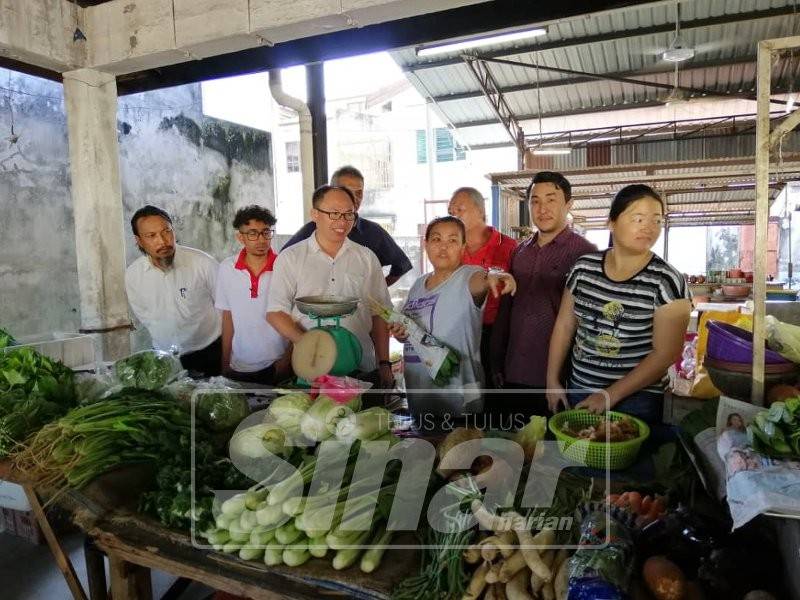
[431,56,761,104]
[477,55,789,106]
[461,56,525,153]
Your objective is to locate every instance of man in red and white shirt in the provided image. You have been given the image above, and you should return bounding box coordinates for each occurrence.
[216,206,289,384]
[448,187,517,386]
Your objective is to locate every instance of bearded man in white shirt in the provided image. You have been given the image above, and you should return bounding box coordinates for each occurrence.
[267,185,394,388]
[124,205,222,376]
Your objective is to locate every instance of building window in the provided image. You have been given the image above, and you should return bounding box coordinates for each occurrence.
[286,141,299,173]
[435,127,466,162]
[416,130,427,164]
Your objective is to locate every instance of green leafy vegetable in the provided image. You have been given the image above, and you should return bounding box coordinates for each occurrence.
[0,347,75,404]
[747,400,800,458]
[268,392,312,431]
[0,390,69,457]
[0,327,16,349]
[139,433,253,532]
[13,389,191,494]
[114,350,180,390]
[196,392,250,432]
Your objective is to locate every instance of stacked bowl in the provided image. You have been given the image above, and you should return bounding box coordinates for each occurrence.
[704,321,799,400]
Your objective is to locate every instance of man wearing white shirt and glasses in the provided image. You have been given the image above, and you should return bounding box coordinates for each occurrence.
[216,205,290,384]
[124,205,222,376]
[267,185,394,388]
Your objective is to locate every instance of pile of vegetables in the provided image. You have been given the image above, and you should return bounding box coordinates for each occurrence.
[747,397,800,458]
[0,348,77,457]
[113,350,181,391]
[200,467,398,572]
[391,517,476,599]
[0,390,72,457]
[393,468,592,600]
[146,389,403,574]
[605,491,667,528]
[0,346,75,402]
[636,502,786,600]
[139,433,253,532]
[12,389,191,494]
[459,500,572,600]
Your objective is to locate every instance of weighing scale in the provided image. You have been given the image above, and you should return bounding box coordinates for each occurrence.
[292,295,363,386]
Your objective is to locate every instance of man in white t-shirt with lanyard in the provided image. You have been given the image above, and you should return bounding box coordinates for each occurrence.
[215,205,289,384]
[267,185,394,388]
[125,205,222,376]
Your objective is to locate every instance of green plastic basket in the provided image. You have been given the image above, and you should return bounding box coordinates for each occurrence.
[548,410,650,470]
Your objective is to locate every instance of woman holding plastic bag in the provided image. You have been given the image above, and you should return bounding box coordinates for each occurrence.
[381,216,516,421]
[546,185,691,424]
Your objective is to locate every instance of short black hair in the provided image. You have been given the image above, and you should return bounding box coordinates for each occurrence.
[330,165,364,185]
[608,184,664,222]
[526,171,572,202]
[233,205,277,229]
[425,216,466,242]
[312,185,356,209]
[131,205,172,236]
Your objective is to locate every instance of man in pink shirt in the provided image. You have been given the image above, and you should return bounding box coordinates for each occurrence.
[491,172,597,418]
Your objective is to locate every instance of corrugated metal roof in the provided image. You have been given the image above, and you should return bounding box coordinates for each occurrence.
[391,0,800,138]
[491,155,800,227]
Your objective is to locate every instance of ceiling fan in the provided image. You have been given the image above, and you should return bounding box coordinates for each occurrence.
[659,3,693,105]
[641,2,731,61]
[662,3,694,63]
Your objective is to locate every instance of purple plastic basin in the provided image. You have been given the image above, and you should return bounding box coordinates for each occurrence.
[706,320,791,364]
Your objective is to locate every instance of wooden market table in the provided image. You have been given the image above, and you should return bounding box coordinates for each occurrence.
[1,460,417,600]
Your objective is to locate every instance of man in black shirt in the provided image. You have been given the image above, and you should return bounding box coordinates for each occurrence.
[282,165,412,286]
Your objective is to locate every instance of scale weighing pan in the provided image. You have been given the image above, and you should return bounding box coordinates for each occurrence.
[295,295,359,318]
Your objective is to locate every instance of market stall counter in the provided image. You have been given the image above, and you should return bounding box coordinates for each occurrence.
[1,458,418,600]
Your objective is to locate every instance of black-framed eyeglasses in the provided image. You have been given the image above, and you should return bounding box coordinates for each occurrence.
[315,208,357,221]
[241,229,274,240]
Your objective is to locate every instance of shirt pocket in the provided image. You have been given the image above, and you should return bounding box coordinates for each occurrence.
[175,284,209,317]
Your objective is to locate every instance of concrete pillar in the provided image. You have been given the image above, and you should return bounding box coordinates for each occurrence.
[62,69,131,361]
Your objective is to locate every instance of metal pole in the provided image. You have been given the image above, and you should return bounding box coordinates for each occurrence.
[752,41,773,405]
[306,62,328,187]
[663,193,670,261]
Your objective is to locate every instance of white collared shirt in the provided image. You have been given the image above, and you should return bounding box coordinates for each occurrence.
[125,245,221,355]
[267,235,392,371]
[215,250,288,372]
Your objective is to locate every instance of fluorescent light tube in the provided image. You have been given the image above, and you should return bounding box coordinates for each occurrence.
[532,147,571,155]
[417,28,547,57]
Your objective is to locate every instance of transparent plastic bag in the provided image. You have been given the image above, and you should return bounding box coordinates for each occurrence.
[764,315,800,364]
[165,376,250,431]
[568,510,634,599]
[73,371,117,405]
[112,349,185,391]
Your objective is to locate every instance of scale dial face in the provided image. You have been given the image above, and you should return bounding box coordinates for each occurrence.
[292,329,338,381]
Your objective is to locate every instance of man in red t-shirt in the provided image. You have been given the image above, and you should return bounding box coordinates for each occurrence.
[448,187,517,389]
